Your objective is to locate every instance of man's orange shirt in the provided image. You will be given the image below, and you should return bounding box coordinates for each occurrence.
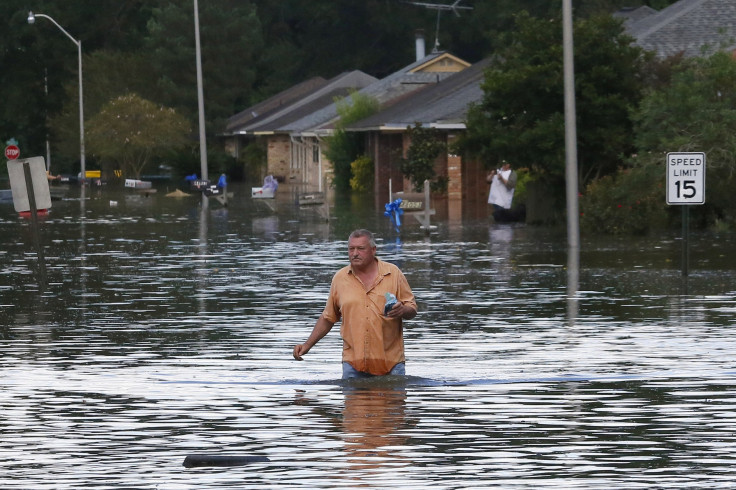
[322,258,417,375]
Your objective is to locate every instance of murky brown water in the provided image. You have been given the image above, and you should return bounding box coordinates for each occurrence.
[1,182,736,488]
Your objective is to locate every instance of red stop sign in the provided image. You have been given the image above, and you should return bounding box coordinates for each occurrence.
[5,145,20,160]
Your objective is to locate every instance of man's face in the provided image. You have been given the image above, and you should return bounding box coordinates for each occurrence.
[501,163,511,171]
[348,236,376,269]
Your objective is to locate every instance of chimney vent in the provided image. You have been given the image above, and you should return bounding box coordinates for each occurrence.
[415,29,426,61]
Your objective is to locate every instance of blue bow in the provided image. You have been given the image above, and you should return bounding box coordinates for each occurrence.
[384,198,403,231]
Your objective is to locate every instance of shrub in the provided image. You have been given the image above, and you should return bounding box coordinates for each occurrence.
[349,155,373,192]
[399,123,447,192]
[580,164,670,235]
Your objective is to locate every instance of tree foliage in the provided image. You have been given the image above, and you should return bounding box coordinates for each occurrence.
[86,94,190,178]
[324,92,379,191]
[463,12,646,187]
[144,1,263,132]
[400,123,447,192]
[632,51,736,228]
[2,0,679,179]
[349,155,374,192]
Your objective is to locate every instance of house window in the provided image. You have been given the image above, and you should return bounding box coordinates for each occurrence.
[313,145,320,163]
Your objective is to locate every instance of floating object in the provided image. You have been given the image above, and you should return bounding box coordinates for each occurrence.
[203,184,223,197]
[109,200,118,207]
[252,187,275,198]
[124,179,152,190]
[252,175,278,199]
[165,189,191,198]
[298,192,324,206]
[189,179,211,191]
[182,454,270,468]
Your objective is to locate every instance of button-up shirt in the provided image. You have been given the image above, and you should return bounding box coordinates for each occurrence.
[322,258,417,375]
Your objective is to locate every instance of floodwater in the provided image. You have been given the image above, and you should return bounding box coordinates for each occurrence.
[1,183,736,489]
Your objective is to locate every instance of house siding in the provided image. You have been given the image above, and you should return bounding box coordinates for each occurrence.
[267,135,291,181]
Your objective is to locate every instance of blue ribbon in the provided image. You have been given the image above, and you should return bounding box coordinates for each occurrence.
[384,198,403,231]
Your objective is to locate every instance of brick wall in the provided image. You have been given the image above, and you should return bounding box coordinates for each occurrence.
[266,135,291,180]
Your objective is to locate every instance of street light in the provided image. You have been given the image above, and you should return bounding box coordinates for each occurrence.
[27,11,85,181]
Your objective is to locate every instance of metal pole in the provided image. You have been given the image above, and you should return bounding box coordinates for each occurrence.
[22,161,47,291]
[28,13,85,181]
[562,0,580,251]
[194,0,208,181]
[78,40,85,180]
[682,206,689,276]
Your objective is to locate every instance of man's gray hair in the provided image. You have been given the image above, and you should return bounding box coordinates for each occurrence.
[349,229,376,248]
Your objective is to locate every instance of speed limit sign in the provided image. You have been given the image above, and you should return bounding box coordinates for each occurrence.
[666,152,705,205]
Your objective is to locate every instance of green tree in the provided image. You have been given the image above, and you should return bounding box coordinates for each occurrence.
[49,50,157,172]
[349,155,374,192]
[324,92,379,191]
[632,51,736,228]
[400,123,447,192]
[463,12,645,187]
[86,94,191,178]
[144,1,262,133]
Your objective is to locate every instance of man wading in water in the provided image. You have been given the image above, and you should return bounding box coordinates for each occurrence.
[293,229,417,379]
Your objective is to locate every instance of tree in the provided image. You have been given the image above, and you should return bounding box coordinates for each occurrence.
[323,92,379,191]
[49,50,157,171]
[632,51,736,228]
[399,123,447,192]
[462,12,645,187]
[144,1,263,133]
[86,94,191,178]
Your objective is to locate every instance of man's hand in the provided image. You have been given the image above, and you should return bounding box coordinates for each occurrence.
[386,302,417,320]
[293,344,310,361]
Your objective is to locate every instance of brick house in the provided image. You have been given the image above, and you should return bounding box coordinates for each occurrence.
[222,71,377,184]
[344,57,492,220]
[222,50,470,193]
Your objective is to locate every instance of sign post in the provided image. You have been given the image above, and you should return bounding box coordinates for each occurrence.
[7,156,51,291]
[666,152,705,277]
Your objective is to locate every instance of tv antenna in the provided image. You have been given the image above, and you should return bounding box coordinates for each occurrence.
[405,1,473,52]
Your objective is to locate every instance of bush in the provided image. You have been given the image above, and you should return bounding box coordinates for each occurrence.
[400,123,447,192]
[240,141,267,181]
[580,164,670,235]
[349,155,373,192]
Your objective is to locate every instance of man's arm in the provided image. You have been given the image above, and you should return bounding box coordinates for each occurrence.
[502,171,517,190]
[293,315,335,360]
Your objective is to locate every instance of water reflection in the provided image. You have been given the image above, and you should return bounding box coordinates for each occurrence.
[341,382,410,473]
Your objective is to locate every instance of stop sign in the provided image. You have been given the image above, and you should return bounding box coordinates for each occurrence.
[5,145,20,160]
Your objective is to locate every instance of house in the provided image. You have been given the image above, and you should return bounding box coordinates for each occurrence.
[222,33,471,192]
[284,51,470,191]
[222,71,377,183]
[344,57,492,217]
[617,0,736,59]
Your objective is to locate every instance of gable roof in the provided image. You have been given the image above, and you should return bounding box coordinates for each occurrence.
[285,51,469,135]
[409,52,471,73]
[620,0,736,59]
[224,77,327,134]
[229,70,378,135]
[344,57,492,132]
[613,6,658,24]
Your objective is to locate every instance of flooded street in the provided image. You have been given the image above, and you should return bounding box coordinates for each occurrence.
[1,183,736,488]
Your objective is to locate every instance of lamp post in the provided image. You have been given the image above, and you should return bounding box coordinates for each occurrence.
[193,0,208,182]
[27,11,85,181]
